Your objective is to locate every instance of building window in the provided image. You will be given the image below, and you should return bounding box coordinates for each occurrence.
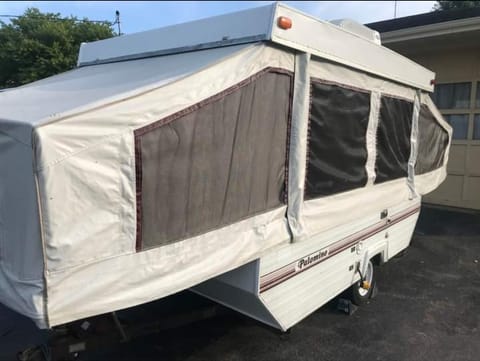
[476,83,480,109]
[432,82,471,109]
[444,114,469,140]
[474,114,480,140]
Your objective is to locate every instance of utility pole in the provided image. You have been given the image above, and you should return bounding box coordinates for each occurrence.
[394,1,398,19]
[115,10,121,36]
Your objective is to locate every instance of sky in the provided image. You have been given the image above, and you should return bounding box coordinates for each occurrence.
[0,1,437,34]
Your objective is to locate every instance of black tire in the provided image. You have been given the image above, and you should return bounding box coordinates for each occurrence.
[349,260,376,306]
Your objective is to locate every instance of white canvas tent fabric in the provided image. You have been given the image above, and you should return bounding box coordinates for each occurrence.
[0,43,295,327]
[289,57,451,239]
[0,13,451,328]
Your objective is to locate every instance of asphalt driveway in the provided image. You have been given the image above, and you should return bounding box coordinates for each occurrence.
[1,206,479,361]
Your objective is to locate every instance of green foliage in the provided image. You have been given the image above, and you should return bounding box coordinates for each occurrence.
[434,1,480,10]
[0,8,115,88]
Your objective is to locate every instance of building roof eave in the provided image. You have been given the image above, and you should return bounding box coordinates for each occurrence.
[378,16,480,43]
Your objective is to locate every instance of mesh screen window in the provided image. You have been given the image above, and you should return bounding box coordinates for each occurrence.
[135,70,292,250]
[374,96,413,184]
[416,104,449,175]
[305,81,370,199]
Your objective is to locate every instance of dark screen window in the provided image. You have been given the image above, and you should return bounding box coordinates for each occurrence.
[374,96,413,184]
[305,81,370,199]
[135,70,292,250]
[416,104,449,175]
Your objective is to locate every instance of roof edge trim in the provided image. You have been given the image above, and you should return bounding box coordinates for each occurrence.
[78,35,267,67]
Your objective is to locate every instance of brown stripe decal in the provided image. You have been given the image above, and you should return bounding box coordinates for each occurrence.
[259,205,420,293]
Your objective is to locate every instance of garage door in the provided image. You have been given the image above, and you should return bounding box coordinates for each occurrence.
[425,81,480,210]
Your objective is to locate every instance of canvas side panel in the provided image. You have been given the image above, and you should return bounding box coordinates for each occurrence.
[38,45,294,325]
[37,44,294,271]
[36,130,136,272]
[309,57,417,102]
[0,130,46,327]
[46,207,289,326]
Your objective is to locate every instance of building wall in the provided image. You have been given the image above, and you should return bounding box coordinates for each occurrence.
[399,46,480,210]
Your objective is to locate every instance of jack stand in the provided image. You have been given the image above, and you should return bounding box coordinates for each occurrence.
[279,327,292,340]
[17,304,221,361]
[337,298,358,315]
[370,283,378,299]
[111,312,129,342]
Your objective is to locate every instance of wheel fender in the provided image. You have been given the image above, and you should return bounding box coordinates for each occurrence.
[361,245,387,275]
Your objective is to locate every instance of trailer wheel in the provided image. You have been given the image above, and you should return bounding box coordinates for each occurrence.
[349,260,376,306]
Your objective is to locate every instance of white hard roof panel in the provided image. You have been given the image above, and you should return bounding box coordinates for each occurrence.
[77,2,435,91]
[78,4,274,66]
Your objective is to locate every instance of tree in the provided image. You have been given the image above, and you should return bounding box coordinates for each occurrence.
[0,8,115,88]
[434,1,480,11]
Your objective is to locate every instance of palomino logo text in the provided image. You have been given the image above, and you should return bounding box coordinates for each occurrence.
[296,248,329,270]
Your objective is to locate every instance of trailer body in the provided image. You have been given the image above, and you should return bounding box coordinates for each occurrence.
[0,3,450,329]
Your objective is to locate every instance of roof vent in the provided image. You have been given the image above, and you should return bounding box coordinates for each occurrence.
[330,19,381,45]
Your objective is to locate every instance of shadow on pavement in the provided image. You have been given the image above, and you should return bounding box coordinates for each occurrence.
[415,204,480,237]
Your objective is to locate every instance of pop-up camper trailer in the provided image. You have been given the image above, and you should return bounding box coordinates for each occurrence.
[0,3,450,331]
